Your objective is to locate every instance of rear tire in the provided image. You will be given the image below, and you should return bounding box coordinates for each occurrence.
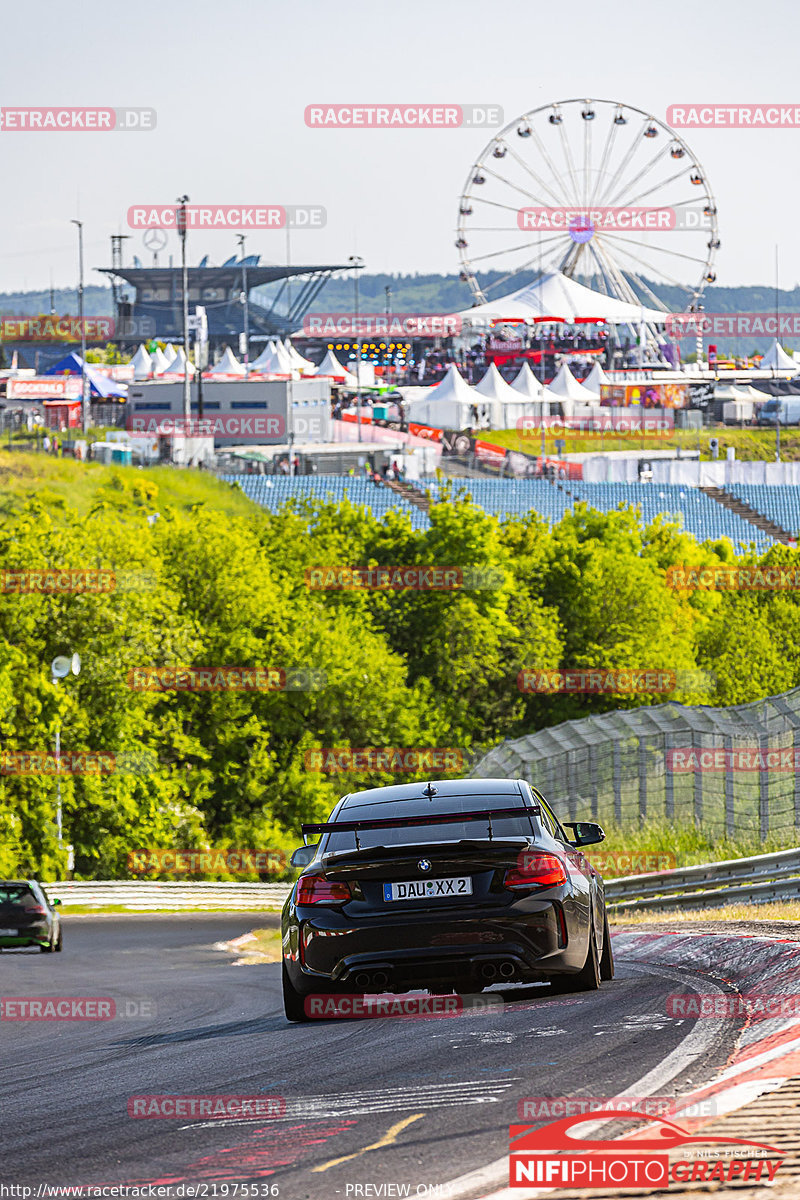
[282,960,310,1023]
[600,913,614,981]
[552,914,601,993]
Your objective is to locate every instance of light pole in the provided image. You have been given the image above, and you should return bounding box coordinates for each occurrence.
[177,195,191,433]
[237,234,250,377]
[70,220,89,434]
[51,653,81,849]
[349,255,364,442]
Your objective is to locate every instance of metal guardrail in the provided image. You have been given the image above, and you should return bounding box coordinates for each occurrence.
[605,847,800,913]
[45,849,800,915]
[45,880,292,911]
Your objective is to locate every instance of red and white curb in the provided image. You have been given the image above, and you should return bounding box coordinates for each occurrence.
[442,928,800,1199]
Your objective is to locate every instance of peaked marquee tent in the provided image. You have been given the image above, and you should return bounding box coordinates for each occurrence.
[760,339,799,373]
[458,270,667,327]
[130,344,152,380]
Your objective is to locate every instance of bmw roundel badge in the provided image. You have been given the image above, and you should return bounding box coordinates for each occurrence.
[418,859,432,872]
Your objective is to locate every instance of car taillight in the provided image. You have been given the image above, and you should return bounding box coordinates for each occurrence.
[296,873,351,906]
[26,905,47,915]
[504,853,567,889]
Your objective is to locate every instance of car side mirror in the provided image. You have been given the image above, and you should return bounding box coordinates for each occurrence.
[51,898,62,907]
[565,821,605,847]
[290,844,319,868]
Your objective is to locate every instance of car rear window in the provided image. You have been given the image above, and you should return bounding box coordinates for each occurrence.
[0,885,37,906]
[324,795,537,853]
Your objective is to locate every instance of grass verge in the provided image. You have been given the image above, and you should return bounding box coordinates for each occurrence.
[610,901,800,925]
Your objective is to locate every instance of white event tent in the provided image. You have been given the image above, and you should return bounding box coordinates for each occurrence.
[284,339,315,373]
[458,270,667,327]
[162,343,178,367]
[404,364,478,429]
[760,339,798,373]
[473,363,542,427]
[208,347,246,376]
[546,362,600,403]
[149,346,170,376]
[511,362,544,399]
[158,346,195,376]
[130,344,152,380]
[582,361,610,392]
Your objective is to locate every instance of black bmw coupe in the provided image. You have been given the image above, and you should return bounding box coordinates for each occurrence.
[281,777,613,1021]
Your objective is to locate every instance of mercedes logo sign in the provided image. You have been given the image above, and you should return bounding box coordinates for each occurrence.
[143,229,168,252]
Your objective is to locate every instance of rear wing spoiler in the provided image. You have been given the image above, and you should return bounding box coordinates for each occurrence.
[301,805,539,846]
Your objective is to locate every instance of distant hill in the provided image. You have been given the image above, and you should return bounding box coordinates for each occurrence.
[2,274,800,354]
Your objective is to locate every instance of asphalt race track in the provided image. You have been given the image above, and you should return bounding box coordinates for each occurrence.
[0,914,747,1199]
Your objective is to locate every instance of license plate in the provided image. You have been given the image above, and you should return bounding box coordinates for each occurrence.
[383,877,472,902]
[0,929,18,936]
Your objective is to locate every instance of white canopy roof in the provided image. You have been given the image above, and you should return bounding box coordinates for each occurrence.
[284,339,315,372]
[313,349,349,379]
[583,361,611,392]
[473,363,518,402]
[459,271,667,326]
[510,362,544,398]
[547,362,600,401]
[208,347,245,376]
[158,346,195,375]
[149,346,169,376]
[129,344,152,380]
[251,340,294,374]
[163,343,178,367]
[404,363,478,429]
[760,339,798,372]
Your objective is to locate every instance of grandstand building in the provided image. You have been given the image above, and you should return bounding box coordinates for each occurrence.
[100,256,353,349]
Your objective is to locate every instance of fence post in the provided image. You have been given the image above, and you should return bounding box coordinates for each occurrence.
[588,744,599,820]
[566,753,577,823]
[613,741,622,824]
[724,736,735,838]
[638,740,648,826]
[664,735,674,821]
[693,737,703,826]
[795,728,800,833]
[759,734,770,840]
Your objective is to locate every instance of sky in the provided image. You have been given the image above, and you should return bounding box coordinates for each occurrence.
[1,0,799,300]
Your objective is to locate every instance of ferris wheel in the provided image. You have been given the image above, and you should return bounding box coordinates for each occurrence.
[456,99,719,317]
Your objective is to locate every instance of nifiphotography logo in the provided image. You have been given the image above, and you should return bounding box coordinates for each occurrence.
[509,1109,782,1188]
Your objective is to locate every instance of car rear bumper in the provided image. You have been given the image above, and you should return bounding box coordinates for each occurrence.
[286,896,581,990]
